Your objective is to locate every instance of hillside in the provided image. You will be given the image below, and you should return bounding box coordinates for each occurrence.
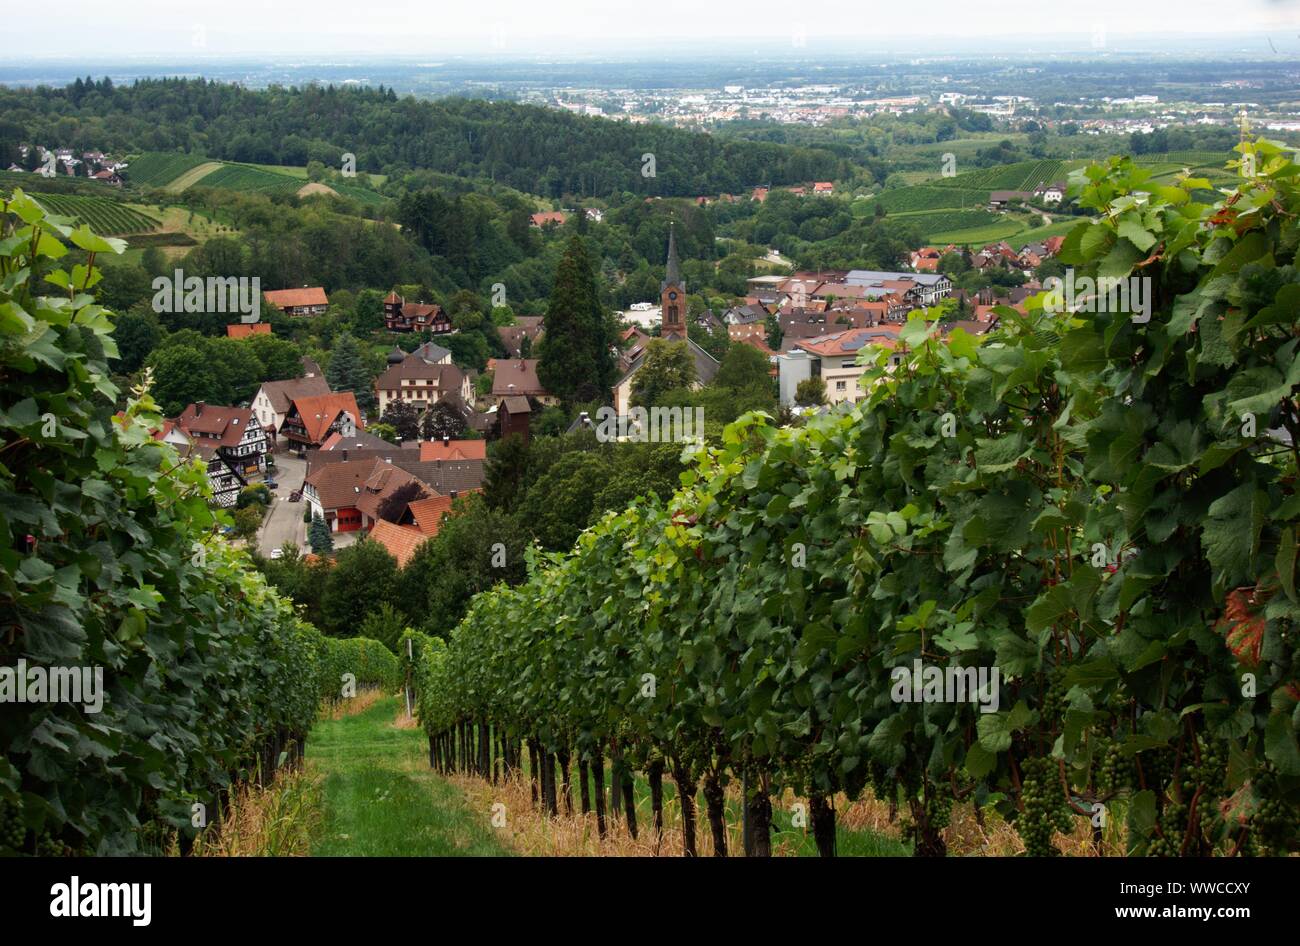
[857,151,1234,246]
[0,79,846,199]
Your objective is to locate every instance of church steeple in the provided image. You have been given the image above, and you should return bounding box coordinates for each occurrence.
[660,225,687,340]
[662,225,683,292]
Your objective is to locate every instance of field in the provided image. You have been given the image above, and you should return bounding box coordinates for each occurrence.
[893,208,1005,231]
[871,185,989,213]
[196,164,306,195]
[164,161,223,193]
[1135,150,1232,167]
[932,159,1083,193]
[28,193,159,235]
[124,151,390,206]
[125,152,212,188]
[925,218,1028,245]
[861,151,1243,249]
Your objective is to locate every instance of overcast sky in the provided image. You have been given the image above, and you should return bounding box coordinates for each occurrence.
[5,0,1300,58]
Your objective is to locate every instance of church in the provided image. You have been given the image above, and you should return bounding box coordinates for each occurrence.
[611,227,720,415]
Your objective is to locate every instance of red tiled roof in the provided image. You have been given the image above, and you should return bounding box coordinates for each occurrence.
[173,403,256,448]
[419,440,487,462]
[530,211,567,226]
[305,458,427,515]
[226,322,272,339]
[256,375,331,415]
[368,520,429,568]
[288,392,364,445]
[407,495,455,537]
[375,355,463,393]
[264,287,328,309]
[491,359,548,398]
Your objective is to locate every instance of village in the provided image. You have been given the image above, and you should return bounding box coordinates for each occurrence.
[139,217,1063,577]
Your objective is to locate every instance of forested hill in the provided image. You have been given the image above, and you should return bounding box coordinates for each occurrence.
[0,78,846,198]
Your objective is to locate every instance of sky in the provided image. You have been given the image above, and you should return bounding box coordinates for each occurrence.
[5,0,1300,58]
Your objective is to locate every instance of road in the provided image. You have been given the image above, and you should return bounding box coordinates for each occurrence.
[257,452,307,556]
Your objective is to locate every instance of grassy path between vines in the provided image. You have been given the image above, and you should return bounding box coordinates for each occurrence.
[305,694,911,856]
[306,695,510,856]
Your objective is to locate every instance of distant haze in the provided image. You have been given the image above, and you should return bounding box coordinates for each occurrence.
[4,0,1300,59]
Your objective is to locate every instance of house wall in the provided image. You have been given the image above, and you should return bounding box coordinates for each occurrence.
[778,351,813,407]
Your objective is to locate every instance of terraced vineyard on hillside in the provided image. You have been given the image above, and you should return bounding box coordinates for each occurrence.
[932,159,1081,193]
[123,151,390,206]
[125,152,212,188]
[198,164,306,195]
[874,185,988,213]
[29,193,159,234]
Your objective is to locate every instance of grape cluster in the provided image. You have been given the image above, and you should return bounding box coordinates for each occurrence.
[0,796,26,853]
[1096,741,1135,794]
[36,831,67,858]
[1249,764,1295,856]
[1017,757,1073,856]
[1179,738,1226,800]
[1040,671,1068,724]
[1146,798,1189,857]
[1137,747,1176,793]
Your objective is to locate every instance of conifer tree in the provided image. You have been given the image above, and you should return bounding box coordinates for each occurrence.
[326,332,375,413]
[308,512,334,555]
[537,236,616,405]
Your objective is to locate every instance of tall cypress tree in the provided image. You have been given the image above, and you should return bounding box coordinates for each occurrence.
[537,236,615,405]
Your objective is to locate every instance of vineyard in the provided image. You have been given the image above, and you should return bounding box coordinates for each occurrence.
[0,189,399,856]
[124,151,389,206]
[125,152,213,188]
[195,164,306,195]
[28,193,159,235]
[891,208,1006,234]
[1134,150,1233,167]
[410,147,1300,857]
[923,218,1029,246]
[874,185,989,213]
[933,159,1083,193]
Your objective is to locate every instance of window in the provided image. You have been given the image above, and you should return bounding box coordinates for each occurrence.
[836,381,847,392]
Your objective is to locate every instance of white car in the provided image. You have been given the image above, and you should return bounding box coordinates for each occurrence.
[270,548,283,560]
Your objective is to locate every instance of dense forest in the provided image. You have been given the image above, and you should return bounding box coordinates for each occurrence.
[0,78,846,198]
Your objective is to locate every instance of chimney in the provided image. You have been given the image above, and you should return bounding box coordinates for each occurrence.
[450,490,458,500]
[442,434,449,445]
[342,449,348,461]
[195,401,204,416]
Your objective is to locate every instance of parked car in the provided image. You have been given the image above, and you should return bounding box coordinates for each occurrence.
[289,489,301,502]
[265,480,278,490]
[270,548,283,560]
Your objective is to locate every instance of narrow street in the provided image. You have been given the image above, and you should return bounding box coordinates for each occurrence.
[257,451,307,556]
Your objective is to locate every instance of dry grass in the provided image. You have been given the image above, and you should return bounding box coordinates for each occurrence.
[391,696,420,730]
[321,687,386,721]
[448,771,1121,857]
[836,789,1124,856]
[452,772,821,857]
[190,767,325,857]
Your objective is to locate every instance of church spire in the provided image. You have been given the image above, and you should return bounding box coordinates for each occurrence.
[663,225,683,290]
